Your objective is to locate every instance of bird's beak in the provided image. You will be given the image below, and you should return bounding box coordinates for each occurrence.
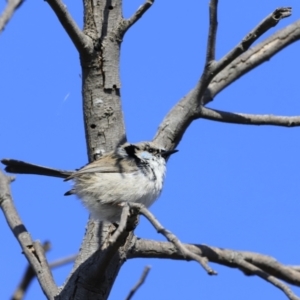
[161,149,178,158]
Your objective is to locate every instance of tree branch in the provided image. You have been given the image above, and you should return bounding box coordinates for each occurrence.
[0,170,58,299]
[128,203,216,275]
[236,258,299,300]
[125,266,151,300]
[206,0,218,62]
[0,0,24,34]
[199,7,291,108]
[199,107,300,127]
[48,253,77,269]
[121,0,154,36]
[129,240,300,300]
[204,19,300,105]
[212,7,291,76]
[153,7,294,150]
[45,0,93,55]
[12,249,76,300]
[109,203,139,245]
[11,241,51,300]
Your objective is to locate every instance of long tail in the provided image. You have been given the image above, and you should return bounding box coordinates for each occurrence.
[1,159,73,179]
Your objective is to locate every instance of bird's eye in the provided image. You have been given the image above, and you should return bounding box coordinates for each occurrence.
[148,148,154,153]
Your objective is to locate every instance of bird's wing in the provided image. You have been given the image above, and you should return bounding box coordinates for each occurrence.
[64,154,140,181]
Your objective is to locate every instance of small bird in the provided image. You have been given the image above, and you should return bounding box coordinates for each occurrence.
[2,142,178,222]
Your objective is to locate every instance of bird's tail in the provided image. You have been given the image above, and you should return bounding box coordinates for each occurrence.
[1,159,72,179]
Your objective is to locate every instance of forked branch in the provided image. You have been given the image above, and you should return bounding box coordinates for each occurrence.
[129,240,300,300]
[204,19,300,105]
[121,0,154,35]
[45,0,93,55]
[212,7,291,76]
[128,203,217,275]
[153,6,294,150]
[0,171,57,299]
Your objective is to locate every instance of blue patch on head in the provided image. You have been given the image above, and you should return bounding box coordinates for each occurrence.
[140,151,152,160]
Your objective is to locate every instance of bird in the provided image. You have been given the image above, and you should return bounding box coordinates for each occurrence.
[2,142,178,223]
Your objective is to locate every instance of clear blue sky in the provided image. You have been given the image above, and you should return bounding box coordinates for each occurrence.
[1,1,300,299]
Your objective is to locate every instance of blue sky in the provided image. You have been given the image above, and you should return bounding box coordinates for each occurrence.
[1,1,300,299]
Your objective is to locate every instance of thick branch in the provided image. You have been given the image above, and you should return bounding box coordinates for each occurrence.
[45,0,93,55]
[58,1,128,298]
[153,10,296,150]
[0,0,24,34]
[0,171,57,299]
[129,240,300,300]
[199,107,300,127]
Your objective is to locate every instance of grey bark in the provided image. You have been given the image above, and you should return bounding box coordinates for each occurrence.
[2,1,300,300]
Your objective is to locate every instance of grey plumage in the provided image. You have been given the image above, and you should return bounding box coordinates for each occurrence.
[2,142,178,222]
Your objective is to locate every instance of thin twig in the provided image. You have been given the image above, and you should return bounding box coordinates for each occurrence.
[203,19,300,105]
[0,0,24,34]
[212,7,292,76]
[109,204,131,245]
[45,0,92,55]
[206,0,218,62]
[129,203,217,275]
[199,106,300,127]
[121,0,154,35]
[0,170,58,298]
[125,266,151,300]
[202,7,292,104]
[49,254,77,269]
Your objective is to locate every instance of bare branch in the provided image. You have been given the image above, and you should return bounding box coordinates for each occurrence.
[125,266,151,300]
[12,250,76,300]
[0,170,58,299]
[204,19,300,105]
[109,204,131,245]
[236,258,299,300]
[153,8,294,150]
[45,0,93,55]
[129,240,300,286]
[212,7,292,76]
[128,203,216,275]
[199,107,300,127]
[49,253,77,269]
[121,1,154,35]
[199,7,291,107]
[0,0,24,34]
[11,242,51,300]
[206,0,218,62]
[290,266,300,273]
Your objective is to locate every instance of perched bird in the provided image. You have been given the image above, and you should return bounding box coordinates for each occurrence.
[2,142,178,222]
